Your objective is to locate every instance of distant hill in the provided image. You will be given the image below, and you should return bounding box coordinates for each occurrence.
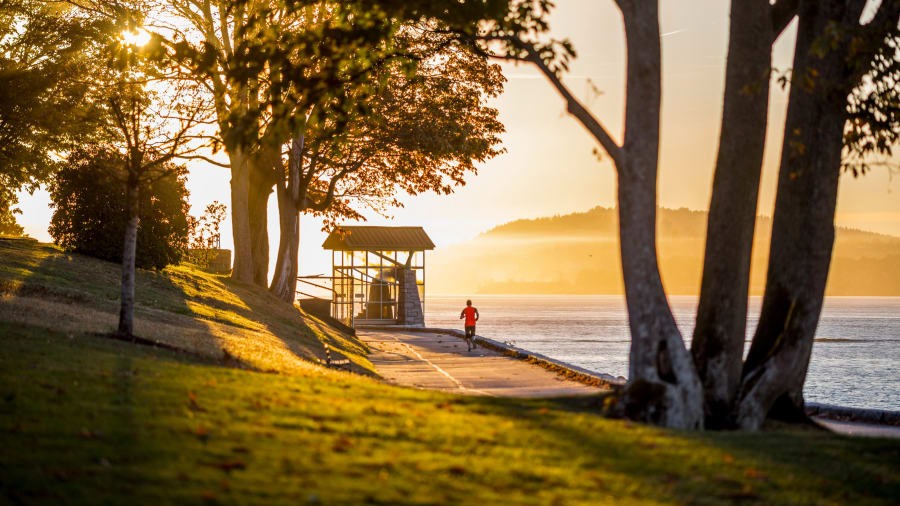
[429,207,900,295]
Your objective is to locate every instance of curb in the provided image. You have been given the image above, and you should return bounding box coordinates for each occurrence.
[807,402,900,427]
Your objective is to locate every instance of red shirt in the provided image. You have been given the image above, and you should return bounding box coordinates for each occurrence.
[461,306,478,326]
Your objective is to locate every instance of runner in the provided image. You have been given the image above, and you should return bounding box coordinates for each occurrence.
[459,299,479,351]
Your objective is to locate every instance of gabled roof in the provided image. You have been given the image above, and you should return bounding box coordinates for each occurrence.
[322,226,435,251]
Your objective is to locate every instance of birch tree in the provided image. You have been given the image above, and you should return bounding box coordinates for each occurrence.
[99,32,206,338]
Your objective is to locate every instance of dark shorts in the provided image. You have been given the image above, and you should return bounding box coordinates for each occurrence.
[465,326,476,339]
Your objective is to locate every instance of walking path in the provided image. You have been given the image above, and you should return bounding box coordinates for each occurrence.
[358,329,605,397]
[359,328,899,438]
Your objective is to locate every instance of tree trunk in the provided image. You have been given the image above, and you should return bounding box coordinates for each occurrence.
[117,181,140,338]
[229,148,255,283]
[270,186,300,301]
[690,0,773,429]
[735,0,862,430]
[616,0,703,430]
[270,136,304,302]
[248,160,273,287]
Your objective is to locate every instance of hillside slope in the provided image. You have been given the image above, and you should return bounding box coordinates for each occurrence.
[430,207,900,295]
[0,237,371,374]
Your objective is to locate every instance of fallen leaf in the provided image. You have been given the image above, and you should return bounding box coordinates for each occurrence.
[744,467,768,481]
[332,436,354,453]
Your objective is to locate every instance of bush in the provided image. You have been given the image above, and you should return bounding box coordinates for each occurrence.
[49,145,190,269]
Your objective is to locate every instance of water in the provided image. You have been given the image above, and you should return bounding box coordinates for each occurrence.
[425,295,900,411]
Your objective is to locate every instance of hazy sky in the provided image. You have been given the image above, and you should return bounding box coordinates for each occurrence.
[17,0,899,277]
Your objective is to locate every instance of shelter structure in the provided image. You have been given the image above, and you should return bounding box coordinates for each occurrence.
[321,226,434,327]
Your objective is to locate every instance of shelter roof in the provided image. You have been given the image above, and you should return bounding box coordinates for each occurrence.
[322,226,435,251]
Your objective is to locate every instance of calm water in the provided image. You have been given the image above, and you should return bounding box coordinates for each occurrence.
[425,295,900,411]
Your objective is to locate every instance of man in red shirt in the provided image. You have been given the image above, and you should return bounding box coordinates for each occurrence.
[459,299,479,351]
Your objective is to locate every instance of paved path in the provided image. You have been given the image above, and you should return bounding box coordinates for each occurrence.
[360,329,900,438]
[359,329,604,398]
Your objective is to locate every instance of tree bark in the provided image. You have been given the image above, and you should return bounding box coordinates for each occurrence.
[735,0,884,430]
[229,148,255,284]
[616,0,703,430]
[117,180,140,337]
[270,136,303,302]
[270,187,300,301]
[248,159,274,287]
[691,0,773,429]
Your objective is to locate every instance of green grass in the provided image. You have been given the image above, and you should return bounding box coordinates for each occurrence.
[0,238,371,374]
[1,238,898,505]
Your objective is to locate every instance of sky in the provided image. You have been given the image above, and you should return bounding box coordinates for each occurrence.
[16,0,899,278]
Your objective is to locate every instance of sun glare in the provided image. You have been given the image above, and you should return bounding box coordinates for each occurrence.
[121,28,151,47]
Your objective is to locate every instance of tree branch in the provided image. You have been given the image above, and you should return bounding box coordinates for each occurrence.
[514,39,623,169]
[308,156,370,212]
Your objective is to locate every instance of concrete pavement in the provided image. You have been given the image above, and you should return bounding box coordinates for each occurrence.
[359,329,606,398]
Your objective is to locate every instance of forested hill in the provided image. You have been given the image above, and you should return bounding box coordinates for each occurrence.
[429,206,900,295]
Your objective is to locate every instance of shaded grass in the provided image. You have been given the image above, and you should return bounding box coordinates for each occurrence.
[0,323,898,505]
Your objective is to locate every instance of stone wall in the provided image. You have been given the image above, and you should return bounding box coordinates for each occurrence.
[396,268,424,326]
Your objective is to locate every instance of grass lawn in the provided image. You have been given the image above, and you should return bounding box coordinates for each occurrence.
[1,238,898,505]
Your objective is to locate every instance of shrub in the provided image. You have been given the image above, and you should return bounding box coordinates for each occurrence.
[49,145,190,269]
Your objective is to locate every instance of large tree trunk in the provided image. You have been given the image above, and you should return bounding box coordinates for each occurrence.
[248,161,273,287]
[735,0,873,430]
[690,0,774,429]
[229,148,255,283]
[616,0,703,430]
[117,181,140,337]
[270,136,304,302]
[270,187,300,301]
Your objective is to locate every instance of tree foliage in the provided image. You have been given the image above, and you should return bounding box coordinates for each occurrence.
[294,28,505,225]
[0,0,113,233]
[0,186,23,236]
[0,0,108,192]
[843,31,900,176]
[268,26,507,299]
[48,145,190,270]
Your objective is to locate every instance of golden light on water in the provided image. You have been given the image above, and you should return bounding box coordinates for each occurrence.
[121,28,151,47]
